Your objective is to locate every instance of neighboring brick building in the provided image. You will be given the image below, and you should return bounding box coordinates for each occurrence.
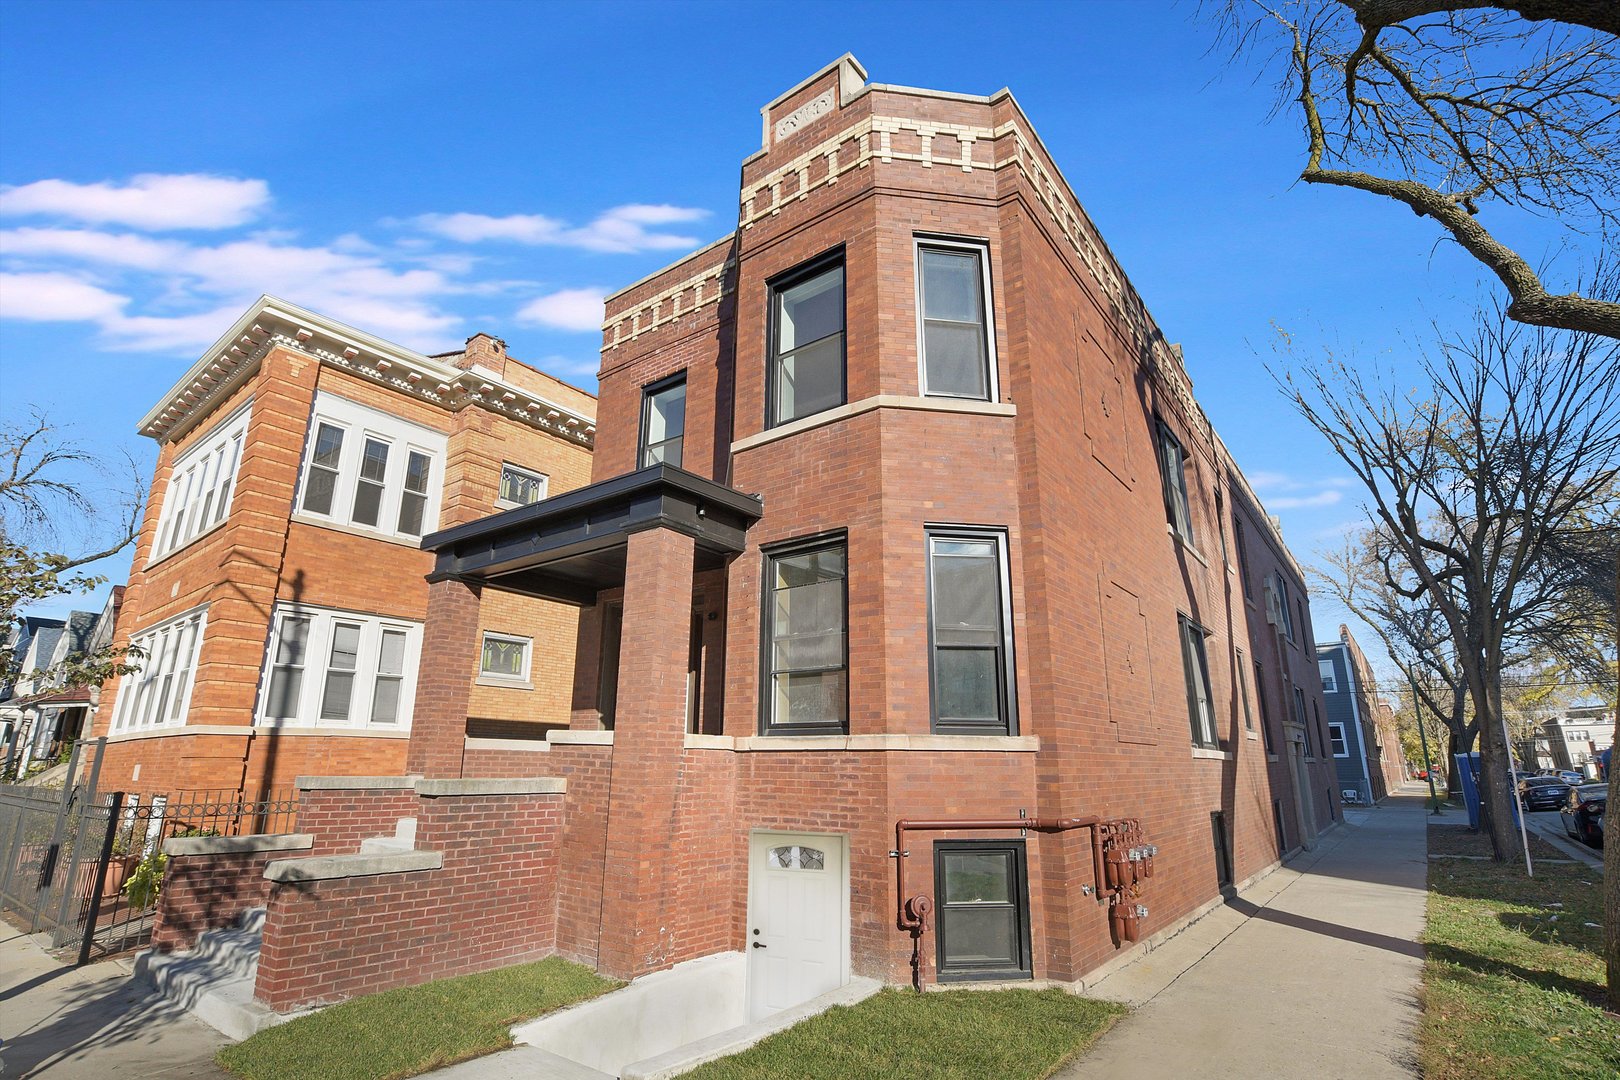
[1318,625,1405,804]
[87,297,596,797]
[156,57,1342,1021]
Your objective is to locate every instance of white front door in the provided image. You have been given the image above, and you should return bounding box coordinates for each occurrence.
[747,831,848,1021]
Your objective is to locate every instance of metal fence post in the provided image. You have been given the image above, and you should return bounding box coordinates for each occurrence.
[77,792,123,967]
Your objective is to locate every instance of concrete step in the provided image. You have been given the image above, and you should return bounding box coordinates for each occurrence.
[133,907,289,1040]
[359,836,415,854]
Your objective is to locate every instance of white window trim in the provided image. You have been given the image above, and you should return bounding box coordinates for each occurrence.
[1329,721,1350,758]
[913,235,999,403]
[495,463,549,511]
[255,602,422,731]
[478,631,533,686]
[148,402,251,564]
[110,605,209,734]
[1318,659,1338,693]
[292,392,446,543]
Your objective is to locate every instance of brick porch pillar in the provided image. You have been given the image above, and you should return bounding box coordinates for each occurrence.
[407,576,483,779]
[597,527,696,979]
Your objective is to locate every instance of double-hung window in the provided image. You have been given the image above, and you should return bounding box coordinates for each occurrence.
[1233,514,1252,598]
[497,463,548,509]
[1179,615,1218,749]
[762,537,847,734]
[927,528,1016,735]
[1156,420,1195,544]
[1237,647,1253,731]
[151,403,250,561]
[259,604,422,729]
[934,841,1032,981]
[1293,685,1312,755]
[640,374,687,468]
[1318,659,1338,693]
[1255,659,1275,754]
[1273,575,1297,642]
[1330,722,1349,757]
[916,238,995,400]
[768,254,845,428]
[295,393,446,541]
[110,606,208,733]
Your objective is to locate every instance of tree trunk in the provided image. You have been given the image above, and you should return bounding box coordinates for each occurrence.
[1473,676,1519,861]
[1605,558,1618,1012]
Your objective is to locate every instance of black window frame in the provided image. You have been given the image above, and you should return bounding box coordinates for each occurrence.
[933,839,1033,982]
[759,531,850,736]
[915,235,997,402]
[1233,514,1252,599]
[1155,419,1196,545]
[1255,659,1275,754]
[1179,614,1219,750]
[638,371,688,469]
[925,526,1018,736]
[766,248,847,430]
[1236,646,1253,732]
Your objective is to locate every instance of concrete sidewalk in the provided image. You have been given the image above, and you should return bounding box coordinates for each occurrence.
[1058,791,1429,1080]
[0,918,229,1078]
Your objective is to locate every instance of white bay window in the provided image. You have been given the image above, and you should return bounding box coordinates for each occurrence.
[111,606,208,733]
[258,604,421,729]
[294,393,446,541]
[151,403,250,561]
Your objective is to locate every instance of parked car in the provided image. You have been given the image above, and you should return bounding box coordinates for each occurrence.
[1556,770,1584,786]
[1559,784,1606,848]
[1518,775,1571,811]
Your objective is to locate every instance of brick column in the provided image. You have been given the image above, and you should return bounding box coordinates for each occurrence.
[407,576,483,778]
[597,527,696,979]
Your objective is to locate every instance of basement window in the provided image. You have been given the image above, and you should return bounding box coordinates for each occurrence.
[934,841,1032,982]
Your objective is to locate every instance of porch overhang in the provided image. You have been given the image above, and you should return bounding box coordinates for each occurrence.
[421,464,764,605]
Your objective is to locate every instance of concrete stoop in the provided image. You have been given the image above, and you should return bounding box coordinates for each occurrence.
[133,906,294,1041]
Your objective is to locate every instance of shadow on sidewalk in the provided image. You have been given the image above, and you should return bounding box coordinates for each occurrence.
[1223,896,1426,959]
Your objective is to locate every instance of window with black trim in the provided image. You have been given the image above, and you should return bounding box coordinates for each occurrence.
[927,528,1016,735]
[916,239,995,400]
[1179,615,1218,749]
[639,374,687,468]
[1237,647,1253,731]
[1156,420,1195,544]
[1233,515,1252,598]
[934,841,1032,981]
[1255,659,1275,754]
[762,537,847,734]
[768,255,845,427]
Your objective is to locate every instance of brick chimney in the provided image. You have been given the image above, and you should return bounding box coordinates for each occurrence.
[455,332,508,374]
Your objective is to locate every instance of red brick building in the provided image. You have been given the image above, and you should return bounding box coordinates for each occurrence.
[388,56,1338,993]
[88,297,596,797]
[155,57,1341,1022]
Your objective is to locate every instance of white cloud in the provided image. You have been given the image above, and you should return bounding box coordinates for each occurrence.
[0,272,128,321]
[415,203,707,254]
[1267,490,1344,510]
[515,287,607,332]
[0,174,270,230]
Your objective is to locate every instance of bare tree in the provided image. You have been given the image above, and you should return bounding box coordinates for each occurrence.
[1214,1,1620,337]
[1312,533,1478,791]
[1277,301,1620,866]
[0,409,144,691]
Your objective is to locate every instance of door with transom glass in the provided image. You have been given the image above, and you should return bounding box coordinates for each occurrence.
[746,831,848,1020]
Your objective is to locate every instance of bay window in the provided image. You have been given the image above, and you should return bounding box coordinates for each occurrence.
[110,606,208,733]
[150,403,250,561]
[927,528,1017,734]
[295,393,446,541]
[768,254,845,428]
[763,536,848,734]
[259,603,422,728]
[917,238,996,400]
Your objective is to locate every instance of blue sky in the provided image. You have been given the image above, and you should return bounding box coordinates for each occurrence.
[0,0,1586,683]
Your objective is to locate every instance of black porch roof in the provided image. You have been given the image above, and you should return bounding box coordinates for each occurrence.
[421,464,764,605]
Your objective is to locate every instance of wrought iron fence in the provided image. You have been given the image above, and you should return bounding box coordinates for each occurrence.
[0,738,300,962]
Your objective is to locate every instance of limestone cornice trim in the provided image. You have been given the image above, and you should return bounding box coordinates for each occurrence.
[139,296,596,448]
[730,394,1015,454]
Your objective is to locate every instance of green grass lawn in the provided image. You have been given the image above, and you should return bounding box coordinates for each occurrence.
[1422,832,1619,1080]
[681,987,1125,1080]
[216,957,618,1080]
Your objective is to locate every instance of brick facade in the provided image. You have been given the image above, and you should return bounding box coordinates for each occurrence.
[150,837,311,953]
[87,302,595,799]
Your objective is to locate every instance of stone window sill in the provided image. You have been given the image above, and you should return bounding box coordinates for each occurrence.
[1191,746,1233,761]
